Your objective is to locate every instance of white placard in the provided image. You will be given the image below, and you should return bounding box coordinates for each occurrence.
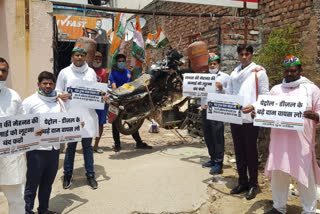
[40,113,82,145]
[206,93,244,124]
[0,114,40,156]
[66,79,108,110]
[183,73,216,97]
[253,95,307,130]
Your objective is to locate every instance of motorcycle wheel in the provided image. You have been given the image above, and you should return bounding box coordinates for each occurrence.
[114,112,145,135]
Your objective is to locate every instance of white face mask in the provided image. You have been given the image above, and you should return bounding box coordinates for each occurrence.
[0,81,6,89]
[93,62,102,68]
[209,68,219,74]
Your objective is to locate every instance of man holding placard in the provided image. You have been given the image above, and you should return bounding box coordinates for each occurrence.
[249,56,320,214]
[56,44,99,190]
[201,53,230,175]
[229,45,269,200]
[0,57,25,214]
[23,71,63,214]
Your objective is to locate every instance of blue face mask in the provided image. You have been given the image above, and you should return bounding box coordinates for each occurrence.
[39,89,56,97]
[117,62,126,70]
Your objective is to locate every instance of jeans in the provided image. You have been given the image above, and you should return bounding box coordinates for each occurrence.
[63,138,95,177]
[24,149,60,214]
[112,123,142,146]
[201,109,225,166]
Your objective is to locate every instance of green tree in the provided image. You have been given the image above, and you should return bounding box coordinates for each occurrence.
[254,26,303,87]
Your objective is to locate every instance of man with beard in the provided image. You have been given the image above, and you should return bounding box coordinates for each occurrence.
[56,44,99,190]
[0,57,25,214]
[23,71,63,214]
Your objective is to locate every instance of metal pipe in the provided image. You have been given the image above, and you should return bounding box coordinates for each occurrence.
[50,1,224,18]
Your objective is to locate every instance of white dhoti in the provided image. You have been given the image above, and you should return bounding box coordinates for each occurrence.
[0,184,25,214]
[271,167,317,214]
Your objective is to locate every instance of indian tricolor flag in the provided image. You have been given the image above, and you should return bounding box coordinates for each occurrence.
[146,26,169,49]
[110,12,126,65]
[131,16,146,63]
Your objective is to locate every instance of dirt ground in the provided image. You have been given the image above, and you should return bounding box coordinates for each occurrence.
[0,120,313,214]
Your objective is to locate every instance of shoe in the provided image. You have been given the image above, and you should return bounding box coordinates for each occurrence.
[94,148,103,153]
[202,160,214,168]
[136,142,153,149]
[63,174,72,189]
[209,164,223,175]
[87,175,98,189]
[246,185,260,200]
[114,144,121,152]
[264,208,282,214]
[39,210,60,214]
[230,184,249,194]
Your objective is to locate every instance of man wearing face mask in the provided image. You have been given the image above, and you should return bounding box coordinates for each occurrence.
[56,44,99,190]
[23,71,64,214]
[109,54,152,152]
[92,51,108,153]
[201,53,230,175]
[0,57,25,214]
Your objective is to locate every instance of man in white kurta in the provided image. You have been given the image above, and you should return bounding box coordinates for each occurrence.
[23,72,63,214]
[0,57,25,214]
[229,45,269,200]
[262,56,320,214]
[56,44,99,190]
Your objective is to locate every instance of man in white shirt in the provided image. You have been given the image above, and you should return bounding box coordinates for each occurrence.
[201,53,230,175]
[23,71,63,214]
[56,44,98,190]
[0,57,25,214]
[229,45,269,200]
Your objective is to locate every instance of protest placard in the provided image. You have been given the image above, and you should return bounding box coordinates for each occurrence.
[253,95,307,130]
[0,114,40,156]
[207,93,244,124]
[183,73,216,97]
[66,79,108,110]
[40,113,82,145]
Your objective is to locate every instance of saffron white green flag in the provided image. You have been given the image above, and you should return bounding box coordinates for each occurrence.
[146,26,169,49]
[131,16,145,63]
[110,12,126,65]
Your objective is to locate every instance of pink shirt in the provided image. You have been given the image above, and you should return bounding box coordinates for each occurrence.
[264,83,320,187]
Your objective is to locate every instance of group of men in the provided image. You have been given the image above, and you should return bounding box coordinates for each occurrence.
[0,37,152,214]
[201,45,320,214]
[0,38,320,214]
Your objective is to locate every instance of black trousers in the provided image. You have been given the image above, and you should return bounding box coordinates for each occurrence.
[112,123,142,146]
[230,123,259,187]
[201,109,225,166]
[25,149,60,214]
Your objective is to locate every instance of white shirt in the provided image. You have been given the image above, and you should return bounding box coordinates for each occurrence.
[201,71,230,108]
[23,92,65,150]
[56,63,99,138]
[229,62,269,123]
[0,87,26,185]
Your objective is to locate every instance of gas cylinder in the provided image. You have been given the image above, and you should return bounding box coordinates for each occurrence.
[187,41,209,73]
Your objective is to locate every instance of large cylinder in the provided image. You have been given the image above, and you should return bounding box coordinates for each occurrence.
[187,41,209,73]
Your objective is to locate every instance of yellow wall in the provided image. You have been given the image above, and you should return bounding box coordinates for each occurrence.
[0,0,53,99]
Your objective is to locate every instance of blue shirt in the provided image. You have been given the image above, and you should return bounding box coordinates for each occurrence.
[109,69,131,88]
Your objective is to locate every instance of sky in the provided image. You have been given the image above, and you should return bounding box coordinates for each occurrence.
[118,0,154,10]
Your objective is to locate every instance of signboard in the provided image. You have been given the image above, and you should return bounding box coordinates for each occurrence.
[163,0,258,9]
[0,114,40,156]
[54,15,112,43]
[183,73,216,97]
[40,113,82,145]
[207,93,244,124]
[253,95,307,130]
[66,79,108,110]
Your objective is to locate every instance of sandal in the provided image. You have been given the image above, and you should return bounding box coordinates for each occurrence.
[94,148,103,153]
